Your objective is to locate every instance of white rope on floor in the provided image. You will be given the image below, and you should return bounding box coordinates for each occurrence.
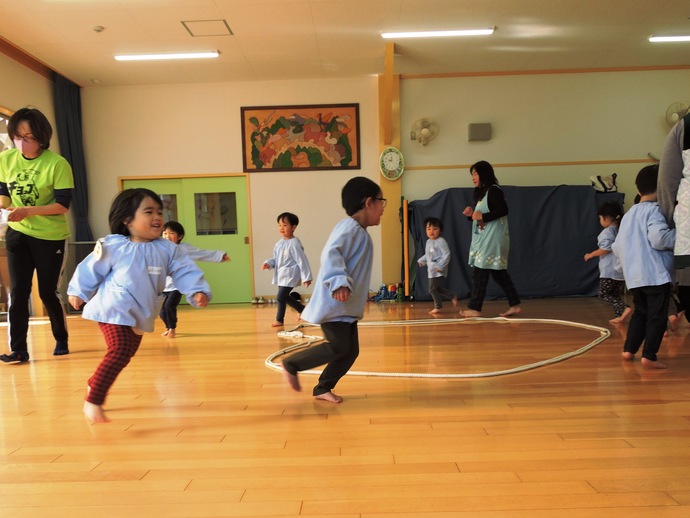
[265,316,611,379]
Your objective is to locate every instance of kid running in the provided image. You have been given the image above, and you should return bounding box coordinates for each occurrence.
[281,177,384,404]
[68,188,212,423]
[584,201,632,324]
[160,220,229,337]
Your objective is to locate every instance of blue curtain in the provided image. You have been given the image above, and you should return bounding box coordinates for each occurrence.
[53,74,93,241]
[408,186,625,301]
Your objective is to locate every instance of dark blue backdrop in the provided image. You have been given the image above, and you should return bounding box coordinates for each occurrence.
[408,186,625,301]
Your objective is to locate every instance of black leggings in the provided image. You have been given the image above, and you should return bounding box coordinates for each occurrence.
[467,267,520,312]
[5,228,68,353]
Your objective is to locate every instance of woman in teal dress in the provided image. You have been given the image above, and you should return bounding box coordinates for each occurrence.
[460,160,521,318]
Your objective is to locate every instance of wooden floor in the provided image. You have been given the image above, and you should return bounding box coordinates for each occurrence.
[2,297,690,517]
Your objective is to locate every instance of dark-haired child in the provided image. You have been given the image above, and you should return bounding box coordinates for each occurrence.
[281,177,385,404]
[161,220,229,338]
[67,188,212,423]
[612,165,675,369]
[584,201,631,324]
[262,212,312,327]
[418,216,457,314]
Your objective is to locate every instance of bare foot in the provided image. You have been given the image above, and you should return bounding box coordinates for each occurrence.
[314,391,343,404]
[167,329,176,338]
[622,351,634,360]
[271,321,284,328]
[83,401,110,423]
[500,305,522,317]
[610,307,633,324]
[282,362,301,392]
[460,309,481,318]
[451,297,458,307]
[641,357,667,369]
[429,308,441,315]
[161,329,170,337]
[296,313,302,322]
[668,314,680,332]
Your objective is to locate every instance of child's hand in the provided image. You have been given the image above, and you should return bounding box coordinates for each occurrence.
[193,292,209,307]
[261,262,269,270]
[68,295,84,310]
[332,286,350,302]
[462,206,473,217]
[222,253,231,262]
[304,280,311,288]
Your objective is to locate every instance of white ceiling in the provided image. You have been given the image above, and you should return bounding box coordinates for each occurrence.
[0,0,688,87]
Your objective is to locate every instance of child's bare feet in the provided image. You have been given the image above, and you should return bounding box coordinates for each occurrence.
[314,391,343,404]
[429,308,441,315]
[161,329,170,337]
[622,351,634,360]
[452,296,458,307]
[641,357,667,369]
[500,305,522,317]
[610,307,633,324]
[166,329,176,338]
[282,361,301,392]
[83,401,110,423]
[272,321,284,328]
[460,309,481,318]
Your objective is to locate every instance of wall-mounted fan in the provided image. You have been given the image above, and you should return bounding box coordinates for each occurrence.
[410,118,439,146]
[666,102,689,127]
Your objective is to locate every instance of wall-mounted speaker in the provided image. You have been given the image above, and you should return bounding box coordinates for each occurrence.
[468,123,492,141]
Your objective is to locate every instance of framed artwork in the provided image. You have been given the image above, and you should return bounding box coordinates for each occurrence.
[241,103,360,172]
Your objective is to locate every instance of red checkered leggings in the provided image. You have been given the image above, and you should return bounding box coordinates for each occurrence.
[86,323,143,406]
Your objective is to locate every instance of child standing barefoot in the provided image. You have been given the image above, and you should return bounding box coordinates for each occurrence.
[584,201,632,324]
[281,177,384,404]
[418,216,457,314]
[262,212,312,327]
[612,165,675,369]
[68,189,211,422]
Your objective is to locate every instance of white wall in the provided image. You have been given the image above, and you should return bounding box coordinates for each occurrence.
[3,50,689,300]
[399,70,690,203]
[80,77,381,298]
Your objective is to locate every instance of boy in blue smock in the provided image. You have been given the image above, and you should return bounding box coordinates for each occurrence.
[281,177,385,404]
[418,216,458,314]
[612,164,675,369]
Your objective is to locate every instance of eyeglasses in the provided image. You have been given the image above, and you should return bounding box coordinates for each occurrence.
[374,197,387,208]
[14,133,37,143]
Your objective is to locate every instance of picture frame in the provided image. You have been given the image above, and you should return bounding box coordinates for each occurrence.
[241,103,360,172]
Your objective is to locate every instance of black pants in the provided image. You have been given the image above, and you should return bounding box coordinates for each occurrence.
[5,228,68,353]
[468,267,521,312]
[624,283,671,362]
[428,277,456,309]
[159,290,183,329]
[275,286,305,323]
[283,321,359,396]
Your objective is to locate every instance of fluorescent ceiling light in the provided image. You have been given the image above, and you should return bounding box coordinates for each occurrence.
[382,28,494,39]
[114,51,219,61]
[648,35,690,43]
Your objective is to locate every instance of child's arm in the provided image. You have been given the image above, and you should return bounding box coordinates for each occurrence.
[648,209,677,250]
[435,238,451,271]
[168,248,212,307]
[66,238,112,305]
[584,249,610,261]
[418,253,427,267]
[181,243,228,263]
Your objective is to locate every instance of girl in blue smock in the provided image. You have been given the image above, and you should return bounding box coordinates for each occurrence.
[68,188,211,423]
[460,160,521,318]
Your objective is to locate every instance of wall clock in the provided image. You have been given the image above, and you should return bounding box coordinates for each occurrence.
[379,146,404,180]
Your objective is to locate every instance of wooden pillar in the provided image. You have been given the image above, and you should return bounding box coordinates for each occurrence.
[378,42,402,286]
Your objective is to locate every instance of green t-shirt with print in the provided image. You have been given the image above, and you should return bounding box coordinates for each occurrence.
[0,148,74,240]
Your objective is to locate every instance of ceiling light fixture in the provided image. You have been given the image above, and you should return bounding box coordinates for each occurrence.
[114,50,220,61]
[382,28,494,39]
[648,35,690,43]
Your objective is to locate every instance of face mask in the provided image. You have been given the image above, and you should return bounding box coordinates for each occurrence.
[13,139,41,157]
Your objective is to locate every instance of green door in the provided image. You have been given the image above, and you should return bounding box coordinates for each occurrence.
[122,176,252,303]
